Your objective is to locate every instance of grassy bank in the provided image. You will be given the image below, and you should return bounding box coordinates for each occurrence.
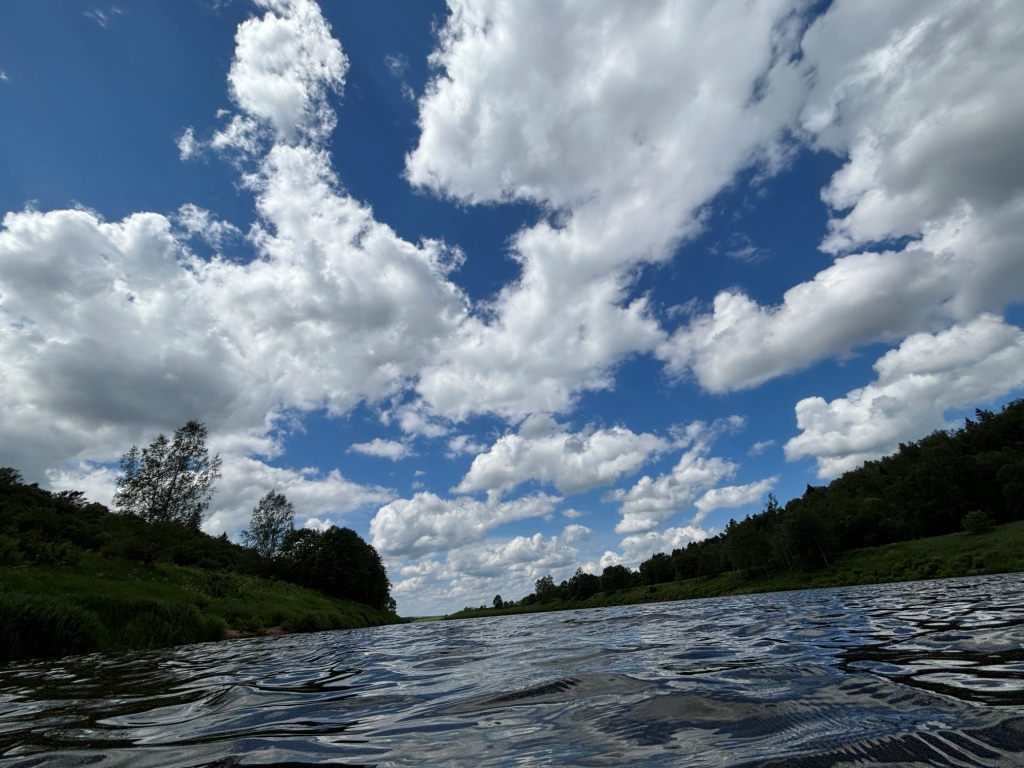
[448,521,1024,620]
[0,550,402,662]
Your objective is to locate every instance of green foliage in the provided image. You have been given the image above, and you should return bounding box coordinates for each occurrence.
[278,526,395,612]
[113,420,222,530]
[0,469,401,661]
[962,510,994,535]
[242,489,295,562]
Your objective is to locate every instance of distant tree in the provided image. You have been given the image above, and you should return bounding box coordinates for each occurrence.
[962,510,993,535]
[278,525,395,611]
[242,490,294,562]
[113,421,222,530]
[0,467,24,487]
[534,574,558,602]
[601,564,634,594]
[493,594,504,609]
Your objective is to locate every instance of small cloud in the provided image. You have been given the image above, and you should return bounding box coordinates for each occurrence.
[563,508,587,519]
[714,233,767,263]
[0,71,9,82]
[176,204,241,249]
[177,127,199,160]
[303,517,334,532]
[384,54,408,79]
[84,7,122,28]
[748,439,775,456]
[446,434,487,457]
[349,438,412,461]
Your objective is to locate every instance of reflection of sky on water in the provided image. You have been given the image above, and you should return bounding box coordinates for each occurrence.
[1,573,1023,767]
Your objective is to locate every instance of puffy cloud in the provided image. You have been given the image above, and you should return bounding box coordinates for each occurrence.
[610,450,736,534]
[407,0,809,422]
[349,438,411,461]
[785,315,1024,478]
[694,477,778,518]
[387,524,588,614]
[176,127,198,160]
[0,0,464,523]
[220,0,348,148]
[369,491,560,557]
[661,0,1024,393]
[607,419,747,534]
[455,414,668,497]
[615,526,710,567]
[175,204,241,250]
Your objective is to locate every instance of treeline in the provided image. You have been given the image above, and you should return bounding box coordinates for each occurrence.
[514,400,1024,606]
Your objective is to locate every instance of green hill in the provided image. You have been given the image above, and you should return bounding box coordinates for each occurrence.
[0,469,402,662]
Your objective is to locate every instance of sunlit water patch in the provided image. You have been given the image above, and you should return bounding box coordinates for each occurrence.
[2,573,1023,766]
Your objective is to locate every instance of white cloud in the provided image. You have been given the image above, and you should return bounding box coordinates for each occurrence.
[661,0,1024,394]
[607,419,746,534]
[0,71,9,82]
[175,204,241,249]
[369,491,560,557]
[748,440,775,457]
[218,0,348,148]
[615,525,710,567]
[694,477,777,519]
[387,524,588,614]
[0,0,466,530]
[455,414,668,497]
[349,438,411,461]
[785,315,1024,478]
[406,0,809,423]
[446,434,487,458]
[177,127,199,160]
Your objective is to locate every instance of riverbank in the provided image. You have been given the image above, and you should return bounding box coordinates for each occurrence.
[0,550,403,662]
[447,520,1024,620]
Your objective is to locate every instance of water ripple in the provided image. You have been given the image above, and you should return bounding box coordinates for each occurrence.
[2,573,1024,766]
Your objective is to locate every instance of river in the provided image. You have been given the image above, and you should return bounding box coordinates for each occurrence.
[1,573,1023,766]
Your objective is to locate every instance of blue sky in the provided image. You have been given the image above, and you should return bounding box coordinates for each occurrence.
[2,0,1023,615]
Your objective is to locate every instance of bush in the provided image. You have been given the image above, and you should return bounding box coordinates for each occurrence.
[962,510,994,535]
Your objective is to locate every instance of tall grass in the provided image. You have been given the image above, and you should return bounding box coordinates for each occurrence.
[0,550,401,662]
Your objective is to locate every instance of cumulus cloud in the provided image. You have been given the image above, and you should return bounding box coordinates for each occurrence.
[661,0,1024,393]
[694,477,778,518]
[785,315,1024,478]
[369,491,560,557]
[406,0,809,423]
[388,524,587,614]
[0,0,465,525]
[175,204,241,250]
[217,0,348,149]
[614,525,710,567]
[349,438,411,461]
[607,418,754,534]
[454,414,668,497]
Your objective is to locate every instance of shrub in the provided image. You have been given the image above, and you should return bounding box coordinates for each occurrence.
[962,510,993,535]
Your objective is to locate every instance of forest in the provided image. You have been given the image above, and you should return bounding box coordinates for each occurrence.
[504,400,1024,608]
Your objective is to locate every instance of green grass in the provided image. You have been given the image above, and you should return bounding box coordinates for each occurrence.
[448,521,1024,621]
[0,550,402,662]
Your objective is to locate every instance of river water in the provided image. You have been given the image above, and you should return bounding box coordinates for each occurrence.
[2,574,1023,767]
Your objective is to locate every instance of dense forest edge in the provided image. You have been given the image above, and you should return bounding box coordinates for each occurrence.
[449,400,1024,620]
[0,466,402,663]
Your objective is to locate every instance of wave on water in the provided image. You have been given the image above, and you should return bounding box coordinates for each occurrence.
[1,573,1023,766]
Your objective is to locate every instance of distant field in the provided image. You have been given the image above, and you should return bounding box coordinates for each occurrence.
[448,521,1024,620]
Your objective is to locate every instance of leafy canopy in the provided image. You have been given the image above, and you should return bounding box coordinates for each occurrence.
[113,420,222,530]
[242,490,295,561]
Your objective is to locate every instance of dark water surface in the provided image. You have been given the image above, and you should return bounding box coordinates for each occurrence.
[2,574,1024,767]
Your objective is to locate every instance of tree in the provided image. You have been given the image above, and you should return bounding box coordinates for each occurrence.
[242,490,294,562]
[113,421,222,530]
[278,525,395,611]
[534,574,558,602]
[493,594,504,609]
